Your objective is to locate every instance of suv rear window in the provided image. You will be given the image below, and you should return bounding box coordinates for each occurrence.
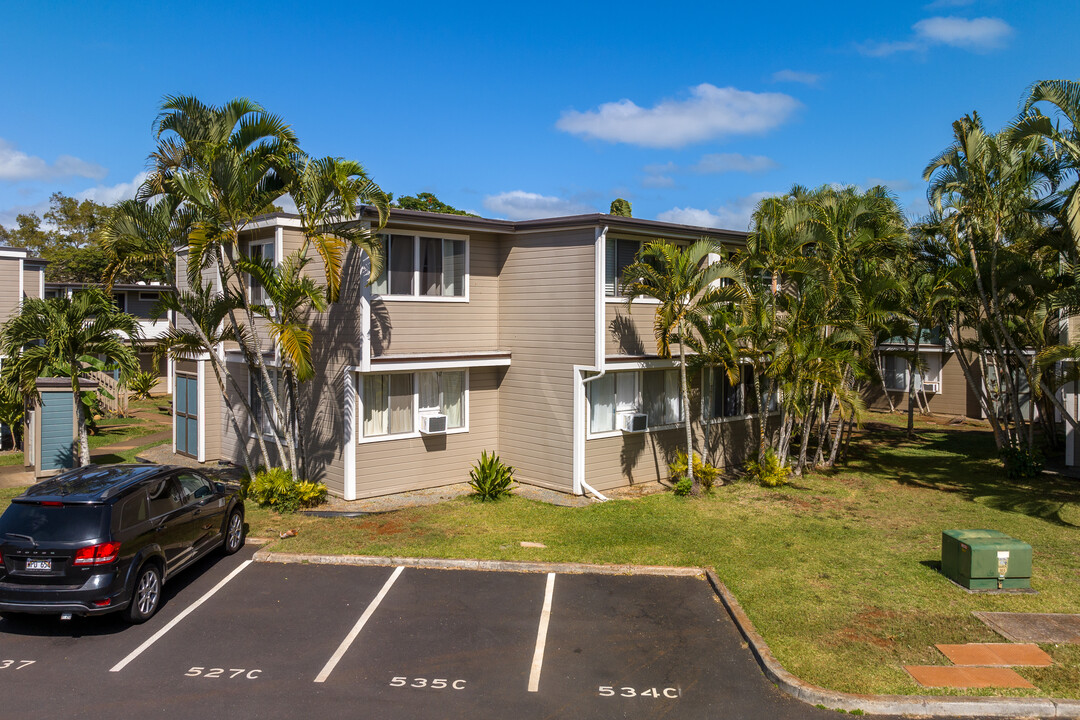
[0,504,108,542]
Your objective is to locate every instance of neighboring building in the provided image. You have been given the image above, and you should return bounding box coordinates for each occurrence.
[865,332,983,418]
[175,209,774,499]
[44,282,174,395]
[0,247,48,326]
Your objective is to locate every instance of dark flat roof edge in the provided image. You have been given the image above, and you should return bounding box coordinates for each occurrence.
[250,206,750,240]
[45,282,176,292]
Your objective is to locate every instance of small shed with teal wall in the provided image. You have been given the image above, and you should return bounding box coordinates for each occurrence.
[24,377,98,479]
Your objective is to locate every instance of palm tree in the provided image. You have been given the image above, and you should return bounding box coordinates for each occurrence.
[284,154,389,302]
[147,95,300,470]
[621,239,741,495]
[0,290,140,466]
[1015,80,1080,243]
[152,281,261,476]
[237,250,329,476]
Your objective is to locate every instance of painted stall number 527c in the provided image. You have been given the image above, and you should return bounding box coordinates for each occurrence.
[390,677,466,690]
[185,667,262,679]
[599,686,680,698]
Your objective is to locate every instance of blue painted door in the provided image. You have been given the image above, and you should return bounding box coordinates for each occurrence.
[40,390,75,472]
[175,374,198,458]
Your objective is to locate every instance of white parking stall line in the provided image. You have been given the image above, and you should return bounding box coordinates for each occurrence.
[110,559,252,673]
[314,565,404,683]
[527,572,556,693]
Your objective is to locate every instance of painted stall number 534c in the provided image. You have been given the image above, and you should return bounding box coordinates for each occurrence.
[599,686,680,698]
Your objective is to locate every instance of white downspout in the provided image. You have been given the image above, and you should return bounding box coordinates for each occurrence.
[572,225,610,501]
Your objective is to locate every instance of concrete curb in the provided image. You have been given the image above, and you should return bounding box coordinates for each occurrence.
[705,569,1079,718]
[252,550,703,577]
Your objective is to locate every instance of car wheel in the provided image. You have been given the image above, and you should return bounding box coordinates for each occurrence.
[223,509,245,555]
[126,563,161,624]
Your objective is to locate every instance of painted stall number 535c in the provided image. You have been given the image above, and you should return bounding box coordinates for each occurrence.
[599,686,680,698]
[390,677,466,690]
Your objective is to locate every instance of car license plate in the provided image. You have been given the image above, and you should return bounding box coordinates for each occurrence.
[25,559,51,572]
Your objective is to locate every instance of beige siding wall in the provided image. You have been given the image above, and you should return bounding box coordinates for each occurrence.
[350,367,501,498]
[370,231,500,356]
[25,266,43,300]
[201,359,223,462]
[498,228,596,491]
[605,302,658,357]
[123,290,161,319]
[0,257,23,325]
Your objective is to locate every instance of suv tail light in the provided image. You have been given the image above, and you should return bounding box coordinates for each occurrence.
[72,542,122,566]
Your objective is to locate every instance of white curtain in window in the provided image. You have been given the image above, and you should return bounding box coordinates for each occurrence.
[589,374,615,432]
[615,372,637,413]
[443,240,465,297]
[418,371,439,411]
[442,371,463,428]
[664,369,681,424]
[363,375,388,436]
[389,374,414,434]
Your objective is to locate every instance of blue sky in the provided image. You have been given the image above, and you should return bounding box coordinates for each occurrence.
[1,0,1077,232]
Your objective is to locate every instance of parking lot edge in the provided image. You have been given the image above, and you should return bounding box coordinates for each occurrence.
[704,569,1078,718]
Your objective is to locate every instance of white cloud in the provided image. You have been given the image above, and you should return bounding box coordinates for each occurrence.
[658,192,777,232]
[694,153,778,174]
[0,138,107,182]
[859,15,1013,56]
[556,83,800,149]
[75,171,149,205]
[641,174,675,188]
[771,69,821,86]
[482,190,594,220]
[924,0,975,8]
[914,16,1012,50]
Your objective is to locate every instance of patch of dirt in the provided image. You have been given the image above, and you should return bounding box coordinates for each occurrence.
[830,608,902,650]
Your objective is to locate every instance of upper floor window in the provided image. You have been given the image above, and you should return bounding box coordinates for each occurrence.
[605,238,642,297]
[248,240,276,306]
[373,234,467,300]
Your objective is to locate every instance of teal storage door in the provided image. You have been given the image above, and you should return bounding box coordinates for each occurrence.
[40,390,75,472]
[175,374,198,457]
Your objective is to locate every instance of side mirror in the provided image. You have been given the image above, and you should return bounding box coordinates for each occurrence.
[215,482,226,494]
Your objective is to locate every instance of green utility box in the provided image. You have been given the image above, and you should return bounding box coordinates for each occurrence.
[941,529,1032,590]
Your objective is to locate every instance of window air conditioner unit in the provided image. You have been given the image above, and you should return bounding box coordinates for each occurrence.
[420,414,448,434]
[923,382,940,393]
[620,413,648,433]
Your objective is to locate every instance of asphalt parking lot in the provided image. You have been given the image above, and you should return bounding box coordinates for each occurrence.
[0,547,896,720]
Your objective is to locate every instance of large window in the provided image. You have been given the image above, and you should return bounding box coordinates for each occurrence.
[588,369,682,434]
[709,366,776,419]
[604,238,643,297]
[361,370,466,440]
[248,240,276,306]
[249,368,284,438]
[372,234,466,299]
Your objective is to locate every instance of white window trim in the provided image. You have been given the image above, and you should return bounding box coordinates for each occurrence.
[356,368,470,444]
[374,231,470,303]
[586,368,684,440]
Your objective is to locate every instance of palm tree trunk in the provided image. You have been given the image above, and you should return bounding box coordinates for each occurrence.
[907,331,922,437]
[752,369,765,461]
[876,352,896,412]
[796,382,819,476]
[73,376,90,467]
[678,334,696,495]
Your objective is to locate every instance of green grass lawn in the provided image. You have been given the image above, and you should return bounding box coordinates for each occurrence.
[240,414,1080,699]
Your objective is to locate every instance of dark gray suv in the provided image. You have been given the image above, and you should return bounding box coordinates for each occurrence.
[0,464,244,623]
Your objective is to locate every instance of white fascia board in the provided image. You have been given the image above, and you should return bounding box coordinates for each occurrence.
[0,248,29,259]
[604,358,679,370]
[369,356,510,372]
[248,216,303,230]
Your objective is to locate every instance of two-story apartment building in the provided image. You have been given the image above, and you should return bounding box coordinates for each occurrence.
[175,208,772,499]
[0,247,48,327]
